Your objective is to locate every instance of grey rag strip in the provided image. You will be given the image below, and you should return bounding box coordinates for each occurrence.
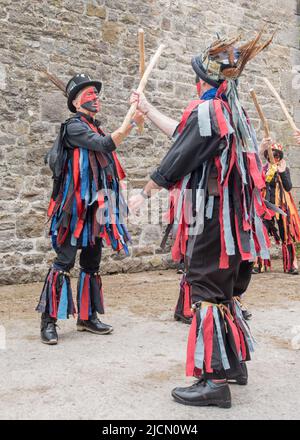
[234,301,255,352]
[212,307,231,370]
[205,195,214,219]
[195,307,208,369]
[223,107,235,135]
[172,173,190,237]
[226,81,255,153]
[220,145,229,184]
[186,188,205,259]
[249,231,256,260]
[236,146,248,185]
[223,186,236,255]
[197,100,211,136]
[186,163,208,259]
[254,212,270,260]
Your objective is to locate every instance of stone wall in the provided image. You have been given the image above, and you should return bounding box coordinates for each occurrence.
[0,0,299,284]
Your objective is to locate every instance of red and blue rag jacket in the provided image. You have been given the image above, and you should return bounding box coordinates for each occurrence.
[47,112,130,254]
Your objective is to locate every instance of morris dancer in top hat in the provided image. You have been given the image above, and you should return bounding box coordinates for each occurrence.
[36,73,143,345]
[130,30,273,408]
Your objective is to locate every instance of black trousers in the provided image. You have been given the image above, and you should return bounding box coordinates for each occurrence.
[186,197,249,305]
[53,233,102,273]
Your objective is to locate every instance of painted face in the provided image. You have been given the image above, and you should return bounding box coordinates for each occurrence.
[79,86,100,113]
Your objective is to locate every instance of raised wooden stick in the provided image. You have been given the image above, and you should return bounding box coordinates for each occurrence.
[249,87,275,164]
[138,29,146,134]
[121,44,165,132]
[249,88,270,138]
[138,28,145,78]
[263,77,299,132]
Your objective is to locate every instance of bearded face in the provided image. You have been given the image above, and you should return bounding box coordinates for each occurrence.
[78,86,100,113]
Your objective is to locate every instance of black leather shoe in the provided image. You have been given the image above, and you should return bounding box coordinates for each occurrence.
[40,314,58,345]
[174,312,192,325]
[226,362,248,385]
[172,379,231,408]
[77,313,113,335]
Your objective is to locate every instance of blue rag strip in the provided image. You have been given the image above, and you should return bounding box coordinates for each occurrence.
[57,278,69,320]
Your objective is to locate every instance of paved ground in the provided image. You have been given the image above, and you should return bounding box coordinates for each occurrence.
[0,260,299,420]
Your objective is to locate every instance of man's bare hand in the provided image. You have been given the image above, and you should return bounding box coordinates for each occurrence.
[130,91,150,115]
[129,193,145,215]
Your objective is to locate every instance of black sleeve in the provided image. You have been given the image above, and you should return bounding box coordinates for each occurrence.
[279,167,292,191]
[65,119,116,153]
[150,111,221,189]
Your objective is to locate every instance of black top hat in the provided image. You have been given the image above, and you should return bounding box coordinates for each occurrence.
[66,73,102,113]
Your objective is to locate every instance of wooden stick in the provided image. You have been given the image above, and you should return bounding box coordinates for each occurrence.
[120,44,165,132]
[263,77,299,132]
[249,87,275,164]
[138,29,145,78]
[249,88,270,138]
[138,29,146,134]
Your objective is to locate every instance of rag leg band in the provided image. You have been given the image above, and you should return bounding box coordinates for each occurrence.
[77,270,104,320]
[282,243,296,272]
[36,268,76,319]
[175,275,193,319]
[186,298,254,379]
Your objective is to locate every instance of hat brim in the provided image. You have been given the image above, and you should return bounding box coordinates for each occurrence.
[67,80,102,113]
[191,56,222,89]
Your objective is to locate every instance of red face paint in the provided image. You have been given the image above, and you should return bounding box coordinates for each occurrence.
[79,87,100,113]
[196,81,201,97]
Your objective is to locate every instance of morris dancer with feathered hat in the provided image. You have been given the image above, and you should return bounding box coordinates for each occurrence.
[130,30,273,408]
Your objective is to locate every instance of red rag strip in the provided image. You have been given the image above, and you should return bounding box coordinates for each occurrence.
[47,198,56,217]
[215,157,229,269]
[212,100,229,138]
[183,281,192,318]
[186,313,198,376]
[112,151,126,181]
[236,325,247,361]
[247,154,265,190]
[203,306,214,373]
[50,271,59,319]
[178,100,202,134]
[80,274,90,320]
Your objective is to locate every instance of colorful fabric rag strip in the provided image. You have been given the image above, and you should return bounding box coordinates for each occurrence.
[186,300,254,377]
[77,270,104,320]
[175,274,193,319]
[36,268,76,319]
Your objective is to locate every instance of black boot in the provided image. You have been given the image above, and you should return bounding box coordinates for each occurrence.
[174,311,192,325]
[40,313,58,345]
[226,362,248,385]
[77,312,113,335]
[172,379,231,408]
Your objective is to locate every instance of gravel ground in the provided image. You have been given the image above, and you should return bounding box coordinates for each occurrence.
[0,260,299,420]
